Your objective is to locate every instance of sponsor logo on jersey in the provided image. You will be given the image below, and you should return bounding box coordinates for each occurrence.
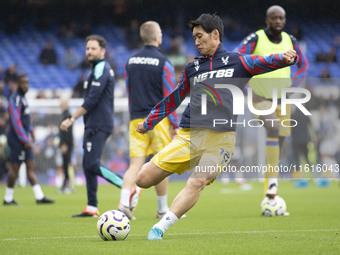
[193,69,235,85]
[128,57,160,66]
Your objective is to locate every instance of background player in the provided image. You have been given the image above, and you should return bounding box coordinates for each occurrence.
[3,75,55,205]
[118,21,179,220]
[58,99,74,193]
[234,5,308,203]
[60,35,132,217]
[135,13,298,240]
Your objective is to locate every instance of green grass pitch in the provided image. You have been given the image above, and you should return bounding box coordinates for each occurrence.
[1,181,339,255]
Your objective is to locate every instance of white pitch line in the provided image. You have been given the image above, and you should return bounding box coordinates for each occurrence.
[2,229,339,241]
[166,229,340,235]
[3,235,98,241]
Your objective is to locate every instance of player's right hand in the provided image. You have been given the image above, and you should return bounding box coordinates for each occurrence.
[171,128,179,139]
[283,49,297,64]
[60,118,72,132]
[31,131,35,143]
[137,122,148,134]
[24,142,32,150]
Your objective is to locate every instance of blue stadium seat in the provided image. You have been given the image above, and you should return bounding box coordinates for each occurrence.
[0,20,339,92]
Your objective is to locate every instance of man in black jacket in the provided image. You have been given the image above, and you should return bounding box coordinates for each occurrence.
[60,35,125,217]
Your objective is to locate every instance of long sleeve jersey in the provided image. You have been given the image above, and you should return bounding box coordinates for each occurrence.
[124,45,179,128]
[8,89,32,144]
[142,44,298,132]
[82,60,115,133]
[235,29,308,89]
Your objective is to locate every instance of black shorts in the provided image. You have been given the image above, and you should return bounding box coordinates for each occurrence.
[8,136,34,163]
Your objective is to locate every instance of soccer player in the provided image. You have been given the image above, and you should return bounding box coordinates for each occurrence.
[118,21,179,220]
[58,99,74,193]
[234,5,308,201]
[135,13,298,240]
[3,75,55,205]
[60,35,132,217]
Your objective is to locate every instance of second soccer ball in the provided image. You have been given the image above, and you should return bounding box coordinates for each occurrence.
[261,196,287,217]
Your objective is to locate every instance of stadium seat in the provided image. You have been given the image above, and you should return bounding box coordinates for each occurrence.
[0,21,339,91]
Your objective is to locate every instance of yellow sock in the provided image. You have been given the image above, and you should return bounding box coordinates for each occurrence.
[264,138,279,195]
[264,178,269,196]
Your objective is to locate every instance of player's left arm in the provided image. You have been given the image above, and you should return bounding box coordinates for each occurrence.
[239,50,299,76]
[162,60,179,129]
[291,36,309,87]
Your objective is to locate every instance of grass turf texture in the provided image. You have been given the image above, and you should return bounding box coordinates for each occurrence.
[1,181,339,255]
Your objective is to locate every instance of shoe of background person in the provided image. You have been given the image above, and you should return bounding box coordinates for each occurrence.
[266,183,278,198]
[56,187,63,194]
[156,211,166,219]
[63,187,74,194]
[147,227,164,240]
[72,207,99,217]
[156,211,187,219]
[118,205,136,220]
[57,186,74,194]
[129,186,142,212]
[36,197,55,204]
[3,200,19,206]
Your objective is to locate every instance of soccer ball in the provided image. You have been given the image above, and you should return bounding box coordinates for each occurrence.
[97,210,130,241]
[261,196,287,217]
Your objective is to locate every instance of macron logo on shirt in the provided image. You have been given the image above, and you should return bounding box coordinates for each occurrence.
[128,57,160,66]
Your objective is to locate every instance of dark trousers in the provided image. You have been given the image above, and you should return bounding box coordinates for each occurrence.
[83,128,122,207]
[62,148,72,188]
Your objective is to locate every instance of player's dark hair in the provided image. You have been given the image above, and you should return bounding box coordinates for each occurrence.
[86,35,107,48]
[17,74,29,94]
[17,74,28,82]
[189,13,224,42]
